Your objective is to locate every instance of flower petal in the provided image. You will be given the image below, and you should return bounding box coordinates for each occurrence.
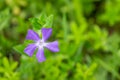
[26,29,40,41]
[36,48,46,62]
[41,28,52,41]
[45,41,59,52]
[24,44,37,56]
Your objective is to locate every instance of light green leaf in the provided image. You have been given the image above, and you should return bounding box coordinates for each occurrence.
[13,40,33,56]
[43,15,53,28]
[13,44,27,56]
[0,9,10,31]
[3,57,9,69]
[29,18,42,30]
[62,13,68,42]
[11,62,18,71]
[0,67,4,72]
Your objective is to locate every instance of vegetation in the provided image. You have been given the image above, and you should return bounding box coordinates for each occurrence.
[0,0,120,80]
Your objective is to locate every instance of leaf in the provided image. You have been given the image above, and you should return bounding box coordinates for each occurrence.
[0,9,10,31]
[29,13,53,30]
[85,63,97,76]
[0,67,4,72]
[43,15,53,28]
[13,44,27,56]
[11,62,18,70]
[13,40,33,56]
[62,13,69,42]
[74,42,84,62]
[38,12,47,25]
[93,25,101,37]
[70,21,78,36]
[29,18,42,30]
[3,57,9,69]
[96,58,120,79]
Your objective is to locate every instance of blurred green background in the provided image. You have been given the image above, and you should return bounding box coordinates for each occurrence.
[0,0,120,80]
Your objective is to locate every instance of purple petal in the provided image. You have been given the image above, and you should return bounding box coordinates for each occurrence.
[24,44,37,56]
[36,48,46,62]
[26,29,40,41]
[45,41,59,52]
[41,28,52,41]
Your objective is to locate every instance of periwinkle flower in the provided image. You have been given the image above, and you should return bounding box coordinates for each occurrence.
[24,28,59,62]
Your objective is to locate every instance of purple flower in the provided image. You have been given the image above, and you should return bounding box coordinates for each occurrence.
[24,28,59,62]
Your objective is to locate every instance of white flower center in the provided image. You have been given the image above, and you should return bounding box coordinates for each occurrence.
[36,40,46,48]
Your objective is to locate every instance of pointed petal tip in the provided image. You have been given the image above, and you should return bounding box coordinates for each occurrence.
[24,44,37,57]
[36,48,46,62]
[55,48,59,52]
[45,40,59,52]
[25,29,40,41]
[41,28,52,41]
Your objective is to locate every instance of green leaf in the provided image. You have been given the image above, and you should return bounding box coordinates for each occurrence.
[70,21,78,36]
[11,62,18,71]
[13,40,33,56]
[13,44,27,56]
[38,12,47,25]
[0,67,4,72]
[43,15,53,28]
[62,13,69,42]
[96,58,120,79]
[3,57,9,69]
[29,18,42,30]
[0,9,10,31]
[29,13,53,30]
[85,63,97,76]
[74,42,84,62]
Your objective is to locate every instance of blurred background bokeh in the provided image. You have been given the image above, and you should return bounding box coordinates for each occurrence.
[0,0,120,80]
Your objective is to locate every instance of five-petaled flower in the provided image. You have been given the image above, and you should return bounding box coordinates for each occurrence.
[24,28,59,62]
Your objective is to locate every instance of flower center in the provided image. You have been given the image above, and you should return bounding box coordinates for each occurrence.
[36,40,46,48]
[39,41,44,45]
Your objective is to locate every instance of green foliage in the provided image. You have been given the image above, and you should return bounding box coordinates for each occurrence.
[88,25,108,51]
[0,53,19,80]
[0,0,120,80]
[29,13,53,30]
[98,0,120,26]
[0,9,10,31]
[74,62,97,80]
